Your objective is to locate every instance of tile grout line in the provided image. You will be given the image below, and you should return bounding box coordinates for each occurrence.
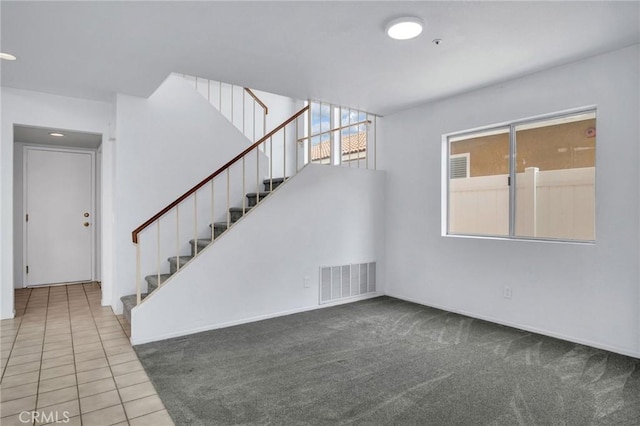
[36,286,77,424]
[81,283,131,425]
[33,286,51,426]
[115,313,130,339]
[66,284,83,426]
[0,287,31,385]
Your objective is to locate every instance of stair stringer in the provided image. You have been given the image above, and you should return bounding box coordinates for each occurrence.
[130,164,386,345]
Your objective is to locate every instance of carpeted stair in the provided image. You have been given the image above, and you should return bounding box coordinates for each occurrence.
[121,177,287,324]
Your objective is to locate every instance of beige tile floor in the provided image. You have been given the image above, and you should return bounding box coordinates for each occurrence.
[0,283,174,426]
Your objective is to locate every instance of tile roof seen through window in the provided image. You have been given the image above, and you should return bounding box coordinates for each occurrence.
[311,132,367,161]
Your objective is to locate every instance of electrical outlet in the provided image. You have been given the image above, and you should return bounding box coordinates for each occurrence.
[303,276,310,288]
[504,286,512,299]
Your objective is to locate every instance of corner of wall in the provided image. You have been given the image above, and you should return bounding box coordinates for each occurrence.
[380,45,640,357]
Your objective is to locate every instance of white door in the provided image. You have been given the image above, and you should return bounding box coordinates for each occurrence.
[25,148,94,286]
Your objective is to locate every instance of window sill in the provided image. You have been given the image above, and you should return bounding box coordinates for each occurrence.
[443,233,596,246]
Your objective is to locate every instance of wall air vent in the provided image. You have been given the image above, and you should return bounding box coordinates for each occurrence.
[320,262,376,304]
[450,153,470,179]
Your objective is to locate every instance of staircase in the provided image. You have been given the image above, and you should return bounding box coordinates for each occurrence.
[123,83,379,336]
[121,177,287,323]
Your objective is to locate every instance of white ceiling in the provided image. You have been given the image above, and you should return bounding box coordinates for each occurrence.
[1,1,638,115]
[14,125,102,149]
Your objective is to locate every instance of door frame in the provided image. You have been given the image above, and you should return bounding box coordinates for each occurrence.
[22,145,97,287]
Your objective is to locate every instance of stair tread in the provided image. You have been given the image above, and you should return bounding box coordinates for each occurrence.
[145,273,171,294]
[263,177,287,184]
[121,293,147,306]
[210,222,232,228]
[228,206,253,213]
[167,255,193,262]
[145,273,172,283]
[189,238,212,245]
[246,191,271,197]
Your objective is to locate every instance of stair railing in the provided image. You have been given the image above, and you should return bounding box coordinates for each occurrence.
[183,74,268,141]
[132,106,309,306]
[303,101,378,170]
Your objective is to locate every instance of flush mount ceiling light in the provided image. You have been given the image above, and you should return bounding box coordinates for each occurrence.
[49,132,65,137]
[0,52,17,61]
[385,17,423,40]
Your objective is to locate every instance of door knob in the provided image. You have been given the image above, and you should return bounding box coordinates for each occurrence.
[83,222,90,227]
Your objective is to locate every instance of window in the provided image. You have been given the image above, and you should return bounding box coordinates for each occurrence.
[446,109,596,242]
[307,101,374,168]
[448,127,510,237]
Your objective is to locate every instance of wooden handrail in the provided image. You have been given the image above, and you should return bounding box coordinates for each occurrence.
[244,88,268,115]
[297,119,371,142]
[132,105,309,243]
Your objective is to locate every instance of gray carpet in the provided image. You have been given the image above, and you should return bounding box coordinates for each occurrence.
[134,297,640,425]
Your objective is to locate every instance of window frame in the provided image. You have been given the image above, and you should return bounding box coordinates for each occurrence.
[443,106,597,244]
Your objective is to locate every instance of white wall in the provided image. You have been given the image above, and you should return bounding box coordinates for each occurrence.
[131,164,386,344]
[186,73,305,179]
[185,76,264,141]
[96,146,102,281]
[101,108,117,308]
[0,87,112,319]
[113,75,267,313]
[255,89,305,179]
[380,45,640,357]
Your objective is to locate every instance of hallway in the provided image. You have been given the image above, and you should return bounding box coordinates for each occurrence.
[0,283,173,425]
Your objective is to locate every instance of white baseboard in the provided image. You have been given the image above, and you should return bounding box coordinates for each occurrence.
[385,291,640,359]
[131,292,381,345]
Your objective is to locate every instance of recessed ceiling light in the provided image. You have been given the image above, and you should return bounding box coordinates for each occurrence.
[386,17,423,40]
[49,132,65,137]
[0,52,17,61]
